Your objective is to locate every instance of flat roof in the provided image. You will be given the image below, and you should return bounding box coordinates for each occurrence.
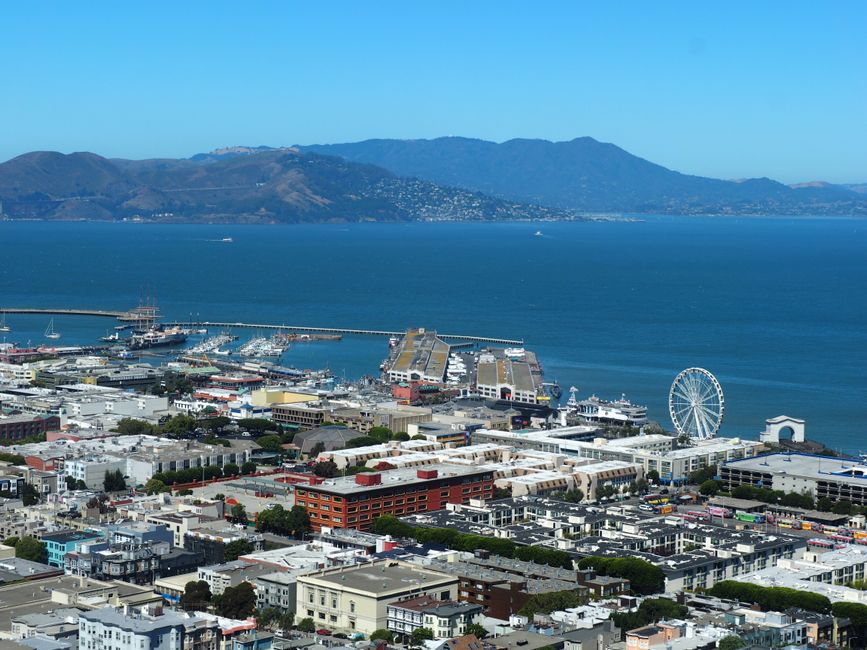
[300,463,490,496]
[725,453,867,486]
[299,561,454,595]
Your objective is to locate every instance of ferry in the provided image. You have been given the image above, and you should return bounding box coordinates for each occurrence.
[558,386,648,426]
[128,327,188,350]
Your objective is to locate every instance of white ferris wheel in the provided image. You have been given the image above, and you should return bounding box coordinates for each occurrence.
[668,367,725,440]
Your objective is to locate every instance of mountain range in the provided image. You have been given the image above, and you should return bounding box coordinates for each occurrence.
[0,148,567,223]
[302,137,867,216]
[0,137,864,223]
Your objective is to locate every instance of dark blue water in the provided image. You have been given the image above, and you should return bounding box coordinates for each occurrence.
[1,218,865,451]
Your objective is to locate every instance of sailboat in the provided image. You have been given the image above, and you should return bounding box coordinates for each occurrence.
[44,318,61,340]
[0,312,10,333]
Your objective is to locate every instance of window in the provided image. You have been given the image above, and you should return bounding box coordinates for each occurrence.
[332,598,337,608]
[350,602,356,613]
[319,613,326,620]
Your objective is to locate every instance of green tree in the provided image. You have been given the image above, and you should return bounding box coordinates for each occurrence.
[22,483,40,506]
[104,469,127,492]
[646,470,660,483]
[15,536,47,563]
[224,539,253,561]
[368,426,393,443]
[465,623,487,639]
[4,536,19,547]
[577,556,665,595]
[216,582,256,618]
[215,493,226,501]
[519,589,588,616]
[241,461,257,475]
[313,461,338,478]
[238,418,273,433]
[162,414,198,437]
[198,416,230,432]
[144,478,169,495]
[346,436,381,448]
[286,505,312,539]
[816,496,834,512]
[718,636,747,650]
[116,417,158,435]
[833,500,854,515]
[699,479,720,496]
[278,612,295,631]
[297,617,316,633]
[309,442,326,457]
[222,463,240,477]
[564,488,584,503]
[410,628,434,646]
[257,435,283,452]
[180,580,212,611]
[231,503,248,524]
[370,630,394,643]
[257,607,280,626]
[74,479,88,490]
[391,432,410,441]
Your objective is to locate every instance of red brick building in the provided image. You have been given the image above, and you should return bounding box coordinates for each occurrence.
[295,464,494,531]
[0,414,60,442]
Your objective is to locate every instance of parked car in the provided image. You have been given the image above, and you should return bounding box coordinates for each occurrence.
[316,629,332,636]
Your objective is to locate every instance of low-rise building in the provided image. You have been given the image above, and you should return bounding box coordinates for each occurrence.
[387,595,482,639]
[41,530,103,568]
[295,560,458,635]
[294,464,495,531]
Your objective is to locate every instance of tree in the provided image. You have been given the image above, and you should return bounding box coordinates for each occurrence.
[391,432,410,441]
[15,536,47,563]
[217,582,257,619]
[278,613,295,631]
[410,628,434,646]
[370,630,394,643]
[313,461,338,478]
[646,470,660,483]
[116,417,158,436]
[578,556,665,595]
[64,475,76,491]
[519,589,587,616]
[104,469,127,492]
[718,636,747,650]
[309,442,326,457]
[144,478,169,495]
[816,496,834,512]
[22,483,39,506]
[346,436,381,448]
[230,503,248,525]
[368,426,392,443]
[4,536,19,547]
[465,624,487,639]
[241,461,257,475]
[222,463,240,477]
[180,580,212,611]
[286,505,312,539]
[258,607,280,626]
[162,415,198,437]
[257,435,283,452]
[699,479,720,496]
[224,539,253,561]
[411,434,426,440]
[563,488,584,503]
[238,418,273,433]
[215,493,226,501]
[297,618,316,633]
[833,500,854,515]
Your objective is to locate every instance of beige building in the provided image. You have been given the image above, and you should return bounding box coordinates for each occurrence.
[295,560,458,635]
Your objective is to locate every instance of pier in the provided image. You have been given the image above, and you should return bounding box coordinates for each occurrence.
[164,321,524,345]
[1,308,524,345]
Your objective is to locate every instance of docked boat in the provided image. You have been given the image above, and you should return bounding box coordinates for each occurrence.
[128,327,188,350]
[0,312,10,333]
[558,386,647,426]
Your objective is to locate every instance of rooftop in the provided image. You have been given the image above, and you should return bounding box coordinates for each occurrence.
[299,560,455,594]
[299,463,490,495]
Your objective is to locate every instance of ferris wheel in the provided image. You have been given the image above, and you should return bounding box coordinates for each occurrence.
[669,367,725,440]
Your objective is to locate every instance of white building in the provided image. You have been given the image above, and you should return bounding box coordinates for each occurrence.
[296,560,457,635]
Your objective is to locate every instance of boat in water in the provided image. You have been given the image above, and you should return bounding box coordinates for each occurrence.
[558,386,647,426]
[44,318,61,340]
[0,312,10,333]
[222,237,233,243]
[128,327,188,350]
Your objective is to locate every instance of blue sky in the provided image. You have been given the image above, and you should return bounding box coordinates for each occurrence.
[2,2,865,183]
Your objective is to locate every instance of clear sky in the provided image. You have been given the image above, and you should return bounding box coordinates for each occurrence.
[2,1,865,183]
